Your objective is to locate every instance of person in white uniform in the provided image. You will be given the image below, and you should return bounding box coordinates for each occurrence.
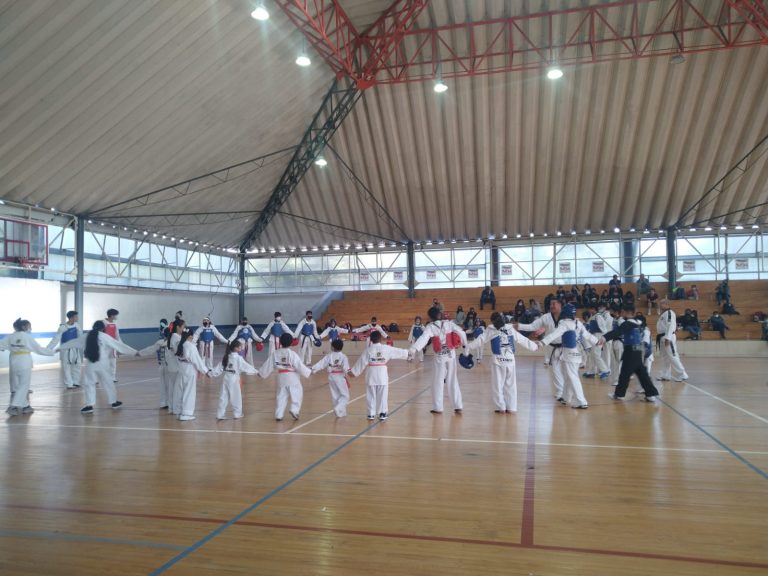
[210,340,260,420]
[228,317,261,365]
[656,299,689,382]
[58,320,138,414]
[351,331,410,420]
[137,319,171,410]
[353,316,388,346]
[581,307,611,379]
[0,318,56,416]
[538,304,599,409]
[259,333,311,421]
[260,312,293,357]
[175,329,212,421]
[294,310,321,364]
[409,306,467,415]
[312,339,352,417]
[103,308,122,383]
[594,303,614,378]
[165,320,185,415]
[193,317,228,370]
[407,316,426,363]
[47,310,83,389]
[318,319,349,353]
[465,312,538,413]
[517,299,567,404]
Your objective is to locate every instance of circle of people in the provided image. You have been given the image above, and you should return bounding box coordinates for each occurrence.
[3,278,705,423]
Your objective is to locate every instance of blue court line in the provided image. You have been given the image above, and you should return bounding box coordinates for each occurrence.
[149,382,430,575]
[660,399,768,480]
[0,528,185,550]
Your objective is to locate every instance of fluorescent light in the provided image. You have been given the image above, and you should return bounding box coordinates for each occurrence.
[735,225,744,230]
[585,230,591,235]
[689,228,697,232]
[543,233,548,237]
[296,54,311,67]
[720,225,727,230]
[613,227,620,233]
[556,231,562,237]
[0,200,5,205]
[547,67,563,80]
[629,228,636,232]
[752,224,759,229]
[314,156,327,167]
[704,227,712,231]
[50,207,56,212]
[529,232,534,238]
[433,80,448,93]
[501,234,508,239]
[516,233,521,238]
[87,219,93,224]
[600,230,605,234]
[571,230,576,235]
[143,231,148,235]
[251,6,269,20]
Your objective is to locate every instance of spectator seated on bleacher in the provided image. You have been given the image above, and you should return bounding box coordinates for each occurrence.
[670,284,686,300]
[636,274,651,301]
[623,291,635,308]
[716,280,730,306]
[555,285,566,302]
[569,285,582,307]
[464,307,477,329]
[762,320,768,341]
[528,299,542,319]
[598,290,610,307]
[680,309,701,340]
[646,287,659,314]
[582,284,598,308]
[721,301,739,315]
[708,311,730,339]
[454,306,466,327]
[479,286,496,311]
[514,299,526,321]
[687,284,699,300]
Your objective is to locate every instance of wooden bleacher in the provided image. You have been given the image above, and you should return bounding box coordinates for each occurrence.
[318,280,768,340]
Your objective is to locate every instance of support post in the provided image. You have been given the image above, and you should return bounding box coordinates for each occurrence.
[666,227,677,297]
[621,240,635,284]
[75,216,85,319]
[407,241,415,298]
[490,245,500,287]
[238,254,246,321]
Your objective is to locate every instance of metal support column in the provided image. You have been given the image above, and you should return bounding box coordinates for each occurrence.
[621,240,635,283]
[238,254,246,320]
[407,241,415,298]
[490,245,500,287]
[666,227,677,296]
[75,216,85,318]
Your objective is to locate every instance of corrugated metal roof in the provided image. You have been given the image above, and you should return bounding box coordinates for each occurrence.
[1,1,767,251]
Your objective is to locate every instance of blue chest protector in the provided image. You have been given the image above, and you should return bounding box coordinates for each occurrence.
[644,341,652,359]
[61,325,79,344]
[270,323,283,337]
[301,323,314,336]
[491,329,516,355]
[238,327,253,342]
[329,328,339,341]
[413,326,423,339]
[473,327,483,338]
[587,319,601,334]
[624,325,643,347]
[562,329,578,349]
[156,345,166,364]
[200,328,215,343]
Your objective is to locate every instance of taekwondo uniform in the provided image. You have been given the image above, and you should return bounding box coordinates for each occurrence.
[353,323,388,346]
[48,321,83,388]
[228,322,261,365]
[59,333,137,412]
[166,333,182,414]
[312,350,352,417]
[0,330,56,414]
[176,340,210,421]
[656,309,689,381]
[351,342,409,419]
[603,318,661,401]
[407,322,426,362]
[540,318,599,408]
[583,315,610,378]
[294,317,320,364]
[518,313,565,401]
[210,353,260,420]
[466,323,537,413]
[259,346,311,421]
[409,320,467,413]
[138,337,171,409]
[260,318,293,357]
[318,323,349,353]
[103,318,122,382]
[193,321,228,369]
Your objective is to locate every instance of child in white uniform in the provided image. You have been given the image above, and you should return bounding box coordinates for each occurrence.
[312,339,352,417]
[259,333,311,421]
[260,312,293,358]
[407,316,426,362]
[294,310,321,364]
[176,329,212,421]
[0,318,56,415]
[193,317,228,369]
[137,319,171,409]
[210,340,260,420]
[351,331,409,420]
[47,310,82,389]
[353,316,388,346]
[318,319,349,353]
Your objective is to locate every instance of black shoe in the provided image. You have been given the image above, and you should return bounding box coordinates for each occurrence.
[494,410,504,414]
[429,409,443,414]
[454,408,463,415]
[289,411,299,421]
[81,406,94,414]
[276,417,283,421]
[379,413,388,420]
[367,414,375,421]
[556,397,567,405]
[159,405,168,410]
[111,401,123,410]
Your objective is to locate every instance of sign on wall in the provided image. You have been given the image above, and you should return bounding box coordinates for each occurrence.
[735,258,749,270]
[360,272,369,281]
[559,262,571,274]
[683,260,696,272]
[393,271,403,281]
[468,269,479,278]
[592,261,604,272]
[501,264,512,276]
[426,270,436,280]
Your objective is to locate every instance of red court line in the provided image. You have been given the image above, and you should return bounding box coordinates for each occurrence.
[520,364,538,546]
[5,504,768,570]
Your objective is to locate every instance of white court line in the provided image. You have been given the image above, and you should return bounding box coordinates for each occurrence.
[8,422,768,455]
[685,382,768,424]
[286,366,423,434]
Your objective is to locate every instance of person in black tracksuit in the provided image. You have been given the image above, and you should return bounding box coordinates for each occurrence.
[602,306,661,402]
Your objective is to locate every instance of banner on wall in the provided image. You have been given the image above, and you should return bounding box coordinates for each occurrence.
[393,271,403,281]
[735,258,749,270]
[468,269,479,278]
[426,270,436,280]
[683,260,696,272]
[559,262,571,274]
[360,272,369,282]
[592,261,604,273]
[501,264,512,276]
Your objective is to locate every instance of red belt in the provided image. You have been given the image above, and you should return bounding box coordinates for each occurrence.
[278,369,295,373]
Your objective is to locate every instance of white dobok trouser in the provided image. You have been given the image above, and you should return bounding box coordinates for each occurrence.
[8,354,32,409]
[275,372,303,419]
[547,345,565,399]
[559,349,588,407]
[659,335,688,380]
[60,348,82,388]
[489,355,520,412]
[167,367,182,415]
[430,352,463,412]
[198,341,216,370]
[218,372,243,419]
[83,361,118,407]
[299,335,314,364]
[328,373,350,417]
[367,384,388,416]
[178,362,199,419]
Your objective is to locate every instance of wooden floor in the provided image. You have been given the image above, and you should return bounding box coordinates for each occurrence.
[1,351,767,575]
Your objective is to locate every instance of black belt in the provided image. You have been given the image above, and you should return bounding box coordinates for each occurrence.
[549,343,562,348]
[225,369,236,373]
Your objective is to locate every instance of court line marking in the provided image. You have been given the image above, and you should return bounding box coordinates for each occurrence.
[660,399,768,480]
[520,362,537,545]
[684,382,768,424]
[148,384,432,575]
[0,528,185,551]
[6,505,768,571]
[8,422,768,455]
[286,368,422,433]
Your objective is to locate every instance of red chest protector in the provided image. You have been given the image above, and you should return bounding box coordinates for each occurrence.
[431,325,461,352]
[104,323,117,338]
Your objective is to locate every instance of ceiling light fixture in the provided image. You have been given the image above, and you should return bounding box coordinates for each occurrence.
[433,80,448,93]
[547,66,563,80]
[251,5,269,20]
[314,156,327,167]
